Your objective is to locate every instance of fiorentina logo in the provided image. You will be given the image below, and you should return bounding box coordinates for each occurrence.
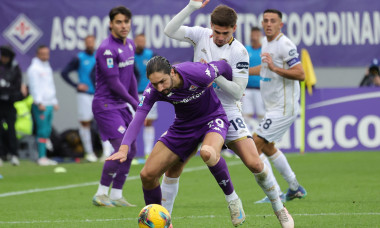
[2,14,43,54]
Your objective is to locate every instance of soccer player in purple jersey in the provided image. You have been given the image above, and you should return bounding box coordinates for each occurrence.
[108,56,246,226]
[91,6,139,207]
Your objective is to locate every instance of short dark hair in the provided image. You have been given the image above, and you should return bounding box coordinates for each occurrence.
[109,6,132,22]
[264,9,282,19]
[251,27,261,33]
[85,35,95,40]
[146,56,171,78]
[135,33,145,39]
[211,5,237,28]
[36,45,48,53]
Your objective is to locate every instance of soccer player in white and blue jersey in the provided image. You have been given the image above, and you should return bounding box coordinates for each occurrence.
[249,9,307,204]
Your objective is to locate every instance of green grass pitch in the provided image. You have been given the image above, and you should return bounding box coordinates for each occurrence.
[0,151,379,227]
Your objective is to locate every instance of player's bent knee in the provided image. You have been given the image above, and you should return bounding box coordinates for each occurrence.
[200,145,219,166]
[140,169,156,183]
[249,159,264,173]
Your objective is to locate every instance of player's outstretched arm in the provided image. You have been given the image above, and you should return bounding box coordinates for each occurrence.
[214,76,248,100]
[164,0,203,41]
[107,145,129,163]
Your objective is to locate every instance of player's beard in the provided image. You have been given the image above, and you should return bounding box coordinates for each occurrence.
[161,76,174,96]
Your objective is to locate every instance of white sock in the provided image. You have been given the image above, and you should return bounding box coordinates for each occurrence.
[101,140,113,157]
[254,164,283,212]
[109,188,122,200]
[225,190,239,203]
[143,126,155,156]
[269,149,299,191]
[79,125,94,155]
[260,153,282,195]
[95,184,109,196]
[161,174,180,214]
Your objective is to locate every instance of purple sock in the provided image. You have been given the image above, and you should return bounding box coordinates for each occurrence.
[208,157,234,195]
[112,141,137,189]
[99,138,123,187]
[143,185,162,205]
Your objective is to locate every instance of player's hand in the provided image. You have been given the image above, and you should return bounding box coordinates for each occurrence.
[54,104,59,111]
[38,103,46,111]
[192,0,210,8]
[200,58,208,64]
[77,83,89,92]
[106,145,129,163]
[261,53,276,71]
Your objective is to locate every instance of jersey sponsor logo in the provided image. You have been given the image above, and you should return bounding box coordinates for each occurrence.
[289,49,297,56]
[3,14,42,54]
[117,125,126,134]
[189,85,198,91]
[262,77,272,82]
[118,58,134,68]
[236,62,249,69]
[103,49,112,56]
[106,58,114,68]
[287,57,300,67]
[138,95,145,106]
[172,90,205,104]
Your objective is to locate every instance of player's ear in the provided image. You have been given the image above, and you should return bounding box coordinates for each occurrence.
[232,25,237,33]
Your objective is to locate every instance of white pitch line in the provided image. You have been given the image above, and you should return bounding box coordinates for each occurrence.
[0,160,243,198]
[1,212,379,224]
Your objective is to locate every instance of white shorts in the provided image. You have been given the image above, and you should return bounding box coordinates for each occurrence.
[139,94,158,120]
[255,112,297,143]
[242,88,265,117]
[224,107,252,145]
[77,93,94,121]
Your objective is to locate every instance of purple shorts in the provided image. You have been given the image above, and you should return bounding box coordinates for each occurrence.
[92,102,132,141]
[159,114,229,162]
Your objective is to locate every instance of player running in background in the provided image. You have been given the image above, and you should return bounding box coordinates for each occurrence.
[163,1,293,227]
[91,6,139,208]
[108,56,246,227]
[249,9,307,203]
[134,33,157,159]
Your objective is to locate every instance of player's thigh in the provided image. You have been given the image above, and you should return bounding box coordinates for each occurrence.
[143,141,181,179]
[228,137,262,172]
[201,132,224,156]
[166,148,198,178]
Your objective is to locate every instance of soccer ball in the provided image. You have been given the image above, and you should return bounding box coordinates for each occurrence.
[138,204,172,228]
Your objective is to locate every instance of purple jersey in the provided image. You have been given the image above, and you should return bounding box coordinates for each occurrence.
[122,61,232,161]
[139,61,225,127]
[93,35,138,111]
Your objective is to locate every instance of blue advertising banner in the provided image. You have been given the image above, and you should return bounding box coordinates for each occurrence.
[278,87,380,152]
[1,0,380,70]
